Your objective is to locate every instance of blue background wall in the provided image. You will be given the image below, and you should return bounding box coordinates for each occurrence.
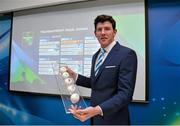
[0,0,179,125]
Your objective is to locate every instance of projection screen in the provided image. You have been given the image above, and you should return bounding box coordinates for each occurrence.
[10,0,147,102]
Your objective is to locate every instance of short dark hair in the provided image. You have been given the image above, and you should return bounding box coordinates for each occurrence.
[94,14,116,30]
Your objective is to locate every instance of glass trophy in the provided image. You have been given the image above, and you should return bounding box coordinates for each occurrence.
[51,63,87,114]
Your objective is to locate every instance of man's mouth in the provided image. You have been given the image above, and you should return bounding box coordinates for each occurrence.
[101,38,107,40]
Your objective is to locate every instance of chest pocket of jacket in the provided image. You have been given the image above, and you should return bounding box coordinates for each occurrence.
[102,67,118,80]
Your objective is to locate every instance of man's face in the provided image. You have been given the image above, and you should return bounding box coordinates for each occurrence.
[94,21,117,48]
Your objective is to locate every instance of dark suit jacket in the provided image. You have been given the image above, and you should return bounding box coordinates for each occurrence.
[76,42,137,125]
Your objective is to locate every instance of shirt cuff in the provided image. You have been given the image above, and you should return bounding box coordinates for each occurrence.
[97,105,103,116]
[75,74,78,82]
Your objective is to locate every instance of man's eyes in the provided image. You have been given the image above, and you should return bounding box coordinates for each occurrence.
[97,28,111,32]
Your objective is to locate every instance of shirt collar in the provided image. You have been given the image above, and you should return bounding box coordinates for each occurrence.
[103,41,116,53]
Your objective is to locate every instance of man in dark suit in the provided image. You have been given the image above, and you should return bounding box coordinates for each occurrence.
[68,14,137,125]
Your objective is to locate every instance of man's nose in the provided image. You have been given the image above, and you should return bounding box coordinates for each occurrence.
[101,29,106,34]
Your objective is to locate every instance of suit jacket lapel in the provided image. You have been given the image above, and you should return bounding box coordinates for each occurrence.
[91,49,100,79]
[94,42,120,81]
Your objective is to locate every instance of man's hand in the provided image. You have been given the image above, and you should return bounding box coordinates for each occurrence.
[69,105,102,122]
[65,67,77,81]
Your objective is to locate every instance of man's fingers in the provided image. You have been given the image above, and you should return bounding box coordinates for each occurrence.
[69,105,78,114]
[69,106,90,122]
[70,104,78,110]
[73,115,79,120]
[72,112,89,122]
[68,108,74,114]
[76,109,87,115]
[75,113,88,122]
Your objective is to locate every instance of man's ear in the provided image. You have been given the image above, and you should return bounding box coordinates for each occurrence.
[114,29,117,34]
[94,30,97,37]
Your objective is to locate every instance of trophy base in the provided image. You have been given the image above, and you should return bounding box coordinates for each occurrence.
[61,94,87,114]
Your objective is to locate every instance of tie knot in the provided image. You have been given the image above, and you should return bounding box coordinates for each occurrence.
[100,48,106,54]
